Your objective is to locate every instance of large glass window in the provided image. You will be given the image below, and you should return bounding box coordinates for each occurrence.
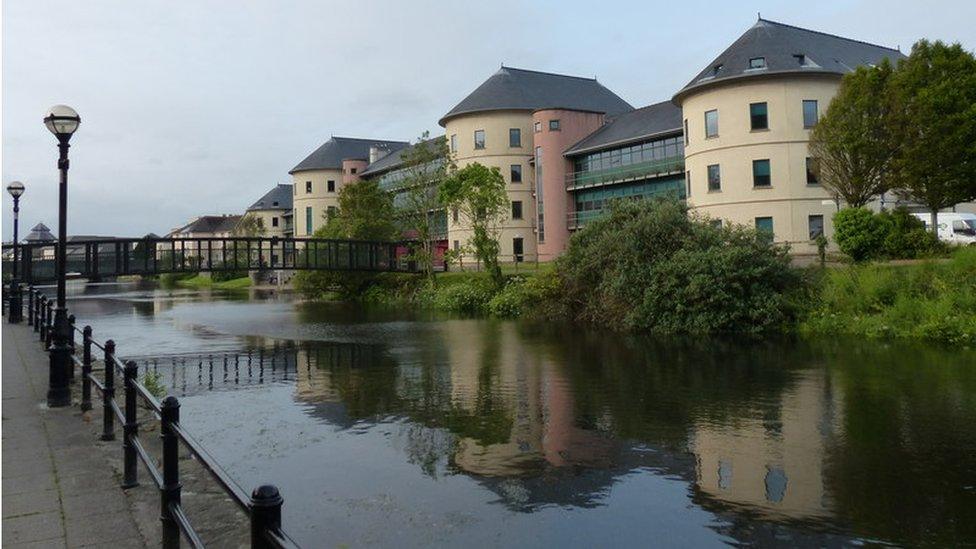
[803,100,819,128]
[450,134,457,152]
[808,215,824,239]
[705,110,719,138]
[511,200,523,220]
[305,207,313,234]
[749,57,767,69]
[510,164,522,183]
[806,157,819,185]
[474,130,485,149]
[707,164,721,191]
[750,102,768,130]
[509,128,521,148]
[753,159,771,187]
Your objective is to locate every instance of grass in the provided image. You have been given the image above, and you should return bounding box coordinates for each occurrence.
[174,274,252,290]
[801,247,976,345]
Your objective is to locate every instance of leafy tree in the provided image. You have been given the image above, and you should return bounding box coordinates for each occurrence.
[888,40,976,234]
[293,180,397,298]
[397,132,451,285]
[232,215,266,269]
[439,162,508,287]
[808,60,895,207]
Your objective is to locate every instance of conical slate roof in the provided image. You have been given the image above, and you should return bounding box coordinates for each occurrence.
[673,18,904,103]
[24,223,55,242]
[289,136,408,174]
[439,66,633,126]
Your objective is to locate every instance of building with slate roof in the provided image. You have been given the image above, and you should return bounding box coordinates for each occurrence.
[24,223,55,243]
[290,136,408,236]
[291,17,940,258]
[675,18,905,253]
[245,183,293,238]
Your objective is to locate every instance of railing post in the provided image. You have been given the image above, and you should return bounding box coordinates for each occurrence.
[101,340,116,441]
[160,396,182,549]
[45,300,54,347]
[27,287,35,326]
[250,485,284,549]
[122,360,139,488]
[81,326,93,412]
[67,315,77,381]
[39,296,47,340]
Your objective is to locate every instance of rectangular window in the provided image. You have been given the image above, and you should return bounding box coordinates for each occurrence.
[683,119,689,145]
[707,164,721,191]
[549,119,560,131]
[534,121,542,133]
[806,157,819,185]
[755,216,774,241]
[350,167,357,174]
[710,219,723,229]
[450,134,457,152]
[535,146,544,242]
[474,130,485,149]
[453,240,460,251]
[305,207,313,234]
[509,128,521,148]
[271,217,279,227]
[513,237,524,262]
[452,208,459,223]
[327,180,335,192]
[803,100,818,128]
[511,201,523,220]
[750,102,768,130]
[305,181,312,194]
[510,164,522,183]
[753,159,771,187]
[749,57,767,69]
[685,170,692,197]
[808,215,824,240]
[705,110,719,138]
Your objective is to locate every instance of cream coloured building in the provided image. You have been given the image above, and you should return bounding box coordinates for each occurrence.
[290,136,407,237]
[244,183,293,238]
[673,18,905,253]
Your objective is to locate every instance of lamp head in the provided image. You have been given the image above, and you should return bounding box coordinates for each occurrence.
[6,181,25,198]
[43,105,81,141]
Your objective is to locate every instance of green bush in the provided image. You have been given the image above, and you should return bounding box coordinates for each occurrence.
[432,275,497,314]
[212,269,248,282]
[878,207,940,259]
[833,207,888,261]
[555,197,804,334]
[802,247,976,344]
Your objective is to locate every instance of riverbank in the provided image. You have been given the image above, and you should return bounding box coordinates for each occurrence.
[161,273,252,290]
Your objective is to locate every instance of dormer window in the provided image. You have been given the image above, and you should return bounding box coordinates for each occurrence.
[749,57,767,70]
[793,54,808,66]
[712,63,724,76]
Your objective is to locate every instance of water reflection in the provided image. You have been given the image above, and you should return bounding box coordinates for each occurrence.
[78,285,976,547]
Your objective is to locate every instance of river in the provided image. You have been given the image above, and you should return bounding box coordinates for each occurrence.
[60,281,976,548]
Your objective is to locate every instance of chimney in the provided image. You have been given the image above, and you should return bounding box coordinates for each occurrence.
[369,144,390,164]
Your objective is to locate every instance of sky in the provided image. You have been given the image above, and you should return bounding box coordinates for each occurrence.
[3,0,975,240]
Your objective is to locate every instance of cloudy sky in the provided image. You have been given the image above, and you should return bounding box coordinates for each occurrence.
[3,0,975,240]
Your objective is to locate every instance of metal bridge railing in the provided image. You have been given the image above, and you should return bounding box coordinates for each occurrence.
[19,285,302,549]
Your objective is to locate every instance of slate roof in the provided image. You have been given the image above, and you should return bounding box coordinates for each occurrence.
[175,215,242,235]
[359,136,447,177]
[674,18,904,103]
[290,136,409,174]
[439,66,634,126]
[24,223,55,242]
[247,184,293,211]
[563,101,682,156]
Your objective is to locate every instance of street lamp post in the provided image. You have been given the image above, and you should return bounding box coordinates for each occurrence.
[7,181,25,323]
[44,105,80,408]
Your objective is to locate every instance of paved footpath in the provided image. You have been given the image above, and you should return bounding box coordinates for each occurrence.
[2,321,147,548]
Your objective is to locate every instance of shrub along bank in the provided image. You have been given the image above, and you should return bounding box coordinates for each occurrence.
[294,197,976,345]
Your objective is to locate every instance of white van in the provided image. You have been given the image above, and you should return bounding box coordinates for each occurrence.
[911,212,976,245]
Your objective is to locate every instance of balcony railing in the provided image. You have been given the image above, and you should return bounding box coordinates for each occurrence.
[565,157,684,190]
[566,210,606,230]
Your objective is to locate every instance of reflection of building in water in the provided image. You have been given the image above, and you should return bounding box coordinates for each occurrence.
[691,369,842,519]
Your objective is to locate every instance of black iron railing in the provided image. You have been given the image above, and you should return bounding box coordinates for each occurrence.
[18,285,301,549]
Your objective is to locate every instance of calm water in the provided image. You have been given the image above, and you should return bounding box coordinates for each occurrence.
[60,282,976,547]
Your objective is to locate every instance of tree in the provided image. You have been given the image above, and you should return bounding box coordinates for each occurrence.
[397,132,452,285]
[808,60,895,207]
[232,215,266,269]
[293,180,397,298]
[888,40,976,234]
[439,163,508,287]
